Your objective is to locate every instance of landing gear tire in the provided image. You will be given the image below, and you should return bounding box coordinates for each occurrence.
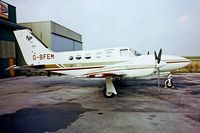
[103,87,115,98]
[47,71,51,77]
[165,79,174,88]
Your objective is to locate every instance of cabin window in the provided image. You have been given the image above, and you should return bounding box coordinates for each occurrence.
[120,49,128,56]
[76,55,82,60]
[106,51,113,57]
[85,54,91,59]
[96,52,102,58]
[129,48,141,56]
[69,56,74,60]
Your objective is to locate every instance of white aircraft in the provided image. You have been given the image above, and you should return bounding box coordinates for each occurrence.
[13,29,191,98]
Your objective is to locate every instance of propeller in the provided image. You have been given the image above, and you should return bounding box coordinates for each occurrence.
[154,49,162,88]
[154,49,162,64]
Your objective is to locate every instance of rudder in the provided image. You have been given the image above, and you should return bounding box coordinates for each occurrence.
[14,29,55,65]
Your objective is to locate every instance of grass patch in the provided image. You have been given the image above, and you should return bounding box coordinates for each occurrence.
[183,56,200,60]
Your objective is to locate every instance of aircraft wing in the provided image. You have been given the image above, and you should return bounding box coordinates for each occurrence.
[82,61,156,78]
[82,63,126,78]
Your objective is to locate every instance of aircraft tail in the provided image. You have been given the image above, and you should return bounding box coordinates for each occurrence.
[14,29,55,65]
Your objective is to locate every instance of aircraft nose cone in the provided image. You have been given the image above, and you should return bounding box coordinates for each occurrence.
[175,56,192,67]
[159,55,192,72]
[182,57,192,66]
[167,56,191,69]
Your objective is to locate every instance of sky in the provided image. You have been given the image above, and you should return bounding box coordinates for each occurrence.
[5,0,200,56]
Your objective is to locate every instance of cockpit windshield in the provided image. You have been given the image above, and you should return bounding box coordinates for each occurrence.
[129,48,141,56]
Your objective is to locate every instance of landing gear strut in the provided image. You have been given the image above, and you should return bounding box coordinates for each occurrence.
[164,74,174,88]
[103,78,117,98]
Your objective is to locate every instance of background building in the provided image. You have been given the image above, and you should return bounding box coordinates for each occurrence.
[0,0,25,78]
[19,21,82,52]
[0,1,83,78]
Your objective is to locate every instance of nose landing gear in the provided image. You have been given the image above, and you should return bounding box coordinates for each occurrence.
[164,74,174,88]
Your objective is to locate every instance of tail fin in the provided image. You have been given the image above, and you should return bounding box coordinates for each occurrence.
[14,29,55,65]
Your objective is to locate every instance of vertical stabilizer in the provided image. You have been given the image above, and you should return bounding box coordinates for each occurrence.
[14,29,55,65]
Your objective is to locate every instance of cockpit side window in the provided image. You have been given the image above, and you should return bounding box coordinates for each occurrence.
[134,51,141,56]
[129,48,141,56]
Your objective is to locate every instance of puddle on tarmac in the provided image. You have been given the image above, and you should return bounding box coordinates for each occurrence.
[0,102,88,133]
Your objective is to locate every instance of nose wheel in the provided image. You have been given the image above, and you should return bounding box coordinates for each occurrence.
[164,74,174,88]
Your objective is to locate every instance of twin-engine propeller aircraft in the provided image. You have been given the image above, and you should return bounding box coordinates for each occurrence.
[13,29,191,98]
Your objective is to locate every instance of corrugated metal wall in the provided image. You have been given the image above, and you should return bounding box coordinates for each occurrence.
[51,21,82,51]
[0,40,15,58]
[51,21,82,42]
[19,21,52,48]
[0,40,15,78]
[0,1,26,78]
[19,21,83,52]
[73,41,82,51]
[51,34,82,52]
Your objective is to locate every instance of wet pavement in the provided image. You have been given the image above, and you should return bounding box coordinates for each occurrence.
[0,73,200,133]
[0,103,88,133]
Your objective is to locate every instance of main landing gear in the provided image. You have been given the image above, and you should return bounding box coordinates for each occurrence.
[103,78,117,98]
[164,74,174,88]
[103,75,174,98]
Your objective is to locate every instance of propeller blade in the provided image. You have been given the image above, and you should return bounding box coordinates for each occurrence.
[154,51,158,60]
[157,49,162,64]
